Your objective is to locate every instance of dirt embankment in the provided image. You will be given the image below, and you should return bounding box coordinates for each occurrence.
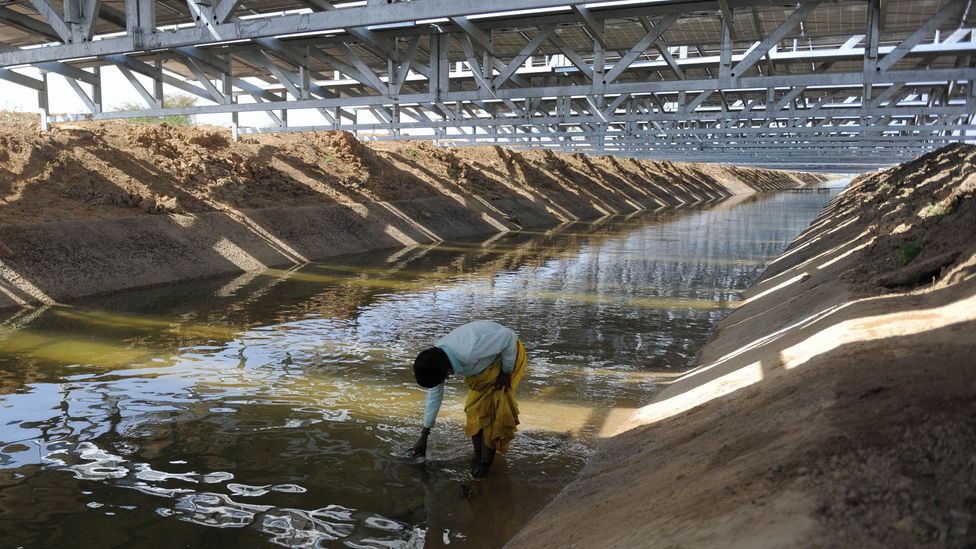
[509,144,976,548]
[0,113,823,308]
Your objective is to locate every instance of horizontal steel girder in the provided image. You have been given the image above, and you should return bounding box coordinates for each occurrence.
[1,0,973,169]
[0,0,831,68]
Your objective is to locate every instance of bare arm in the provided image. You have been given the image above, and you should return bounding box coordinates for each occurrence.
[412,384,444,457]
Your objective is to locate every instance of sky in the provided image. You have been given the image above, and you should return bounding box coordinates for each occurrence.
[0,65,331,129]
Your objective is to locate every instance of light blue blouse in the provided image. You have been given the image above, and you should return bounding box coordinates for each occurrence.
[422,321,518,429]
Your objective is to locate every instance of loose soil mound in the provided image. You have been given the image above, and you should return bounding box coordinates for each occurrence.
[836,143,976,292]
[0,113,823,226]
[509,144,976,549]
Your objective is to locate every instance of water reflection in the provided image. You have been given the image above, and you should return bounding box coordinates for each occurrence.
[0,189,836,547]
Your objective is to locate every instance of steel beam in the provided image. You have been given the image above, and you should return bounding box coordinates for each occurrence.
[0,0,970,169]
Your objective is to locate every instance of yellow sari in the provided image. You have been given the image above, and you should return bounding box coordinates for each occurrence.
[463,340,528,453]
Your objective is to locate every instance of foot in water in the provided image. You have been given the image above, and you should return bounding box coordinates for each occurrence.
[471,462,491,478]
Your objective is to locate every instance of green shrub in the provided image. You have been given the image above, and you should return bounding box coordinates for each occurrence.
[898,242,923,266]
[117,94,197,126]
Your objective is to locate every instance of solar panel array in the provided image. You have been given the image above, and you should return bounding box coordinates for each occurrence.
[0,0,972,170]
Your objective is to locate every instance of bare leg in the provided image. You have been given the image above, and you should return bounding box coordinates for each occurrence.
[474,439,496,478]
[480,443,496,468]
[471,430,483,463]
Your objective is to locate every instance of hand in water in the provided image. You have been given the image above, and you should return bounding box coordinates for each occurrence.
[411,435,427,458]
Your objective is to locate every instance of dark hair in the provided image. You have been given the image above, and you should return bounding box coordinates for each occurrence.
[414,347,450,388]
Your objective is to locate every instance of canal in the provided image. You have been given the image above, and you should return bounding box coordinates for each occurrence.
[0,185,839,547]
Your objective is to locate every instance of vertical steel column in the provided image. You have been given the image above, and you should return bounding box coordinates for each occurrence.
[92,65,102,113]
[428,31,440,97]
[437,33,450,100]
[38,70,49,132]
[153,60,164,108]
[393,104,401,138]
[223,59,238,140]
[64,0,82,25]
[719,12,734,81]
[864,0,881,102]
[968,80,976,125]
[126,0,155,48]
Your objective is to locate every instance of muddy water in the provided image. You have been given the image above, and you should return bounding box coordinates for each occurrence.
[0,187,839,548]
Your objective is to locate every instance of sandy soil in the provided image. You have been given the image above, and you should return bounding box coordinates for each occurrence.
[0,112,822,226]
[0,113,825,308]
[508,144,976,548]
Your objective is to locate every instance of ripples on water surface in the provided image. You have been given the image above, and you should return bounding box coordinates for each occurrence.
[0,188,838,547]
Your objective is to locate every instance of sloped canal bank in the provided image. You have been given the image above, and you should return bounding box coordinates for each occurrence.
[509,145,976,549]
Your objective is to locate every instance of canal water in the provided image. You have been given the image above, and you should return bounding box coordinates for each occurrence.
[0,185,840,548]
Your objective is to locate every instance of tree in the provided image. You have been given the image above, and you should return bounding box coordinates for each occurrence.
[117,94,198,126]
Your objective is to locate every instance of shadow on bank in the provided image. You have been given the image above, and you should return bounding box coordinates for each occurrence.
[507,143,976,549]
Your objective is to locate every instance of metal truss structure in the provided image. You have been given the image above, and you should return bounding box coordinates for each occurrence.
[0,0,974,171]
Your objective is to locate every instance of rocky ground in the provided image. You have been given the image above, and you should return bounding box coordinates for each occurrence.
[508,144,976,548]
